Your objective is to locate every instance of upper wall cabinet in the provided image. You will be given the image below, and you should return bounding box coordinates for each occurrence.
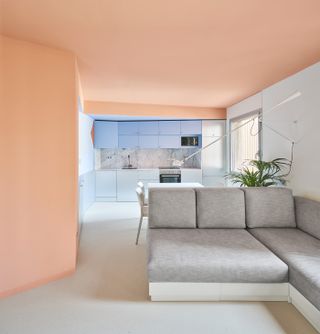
[94,121,118,149]
[159,135,181,148]
[180,120,202,134]
[202,120,225,137]
[138,121,159,135]
[138,135,159,148]
[94,120,204,149]
[118,122,139,135]
[118,135,139,148]
[159,121,181,135]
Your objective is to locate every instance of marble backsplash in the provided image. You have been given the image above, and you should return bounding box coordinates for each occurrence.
[96,148,201,169]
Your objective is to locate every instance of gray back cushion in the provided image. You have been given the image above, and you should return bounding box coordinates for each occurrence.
[196,188,245,228]
[242,187,296,228]
[295,196,320,240]
[148,188,196,228]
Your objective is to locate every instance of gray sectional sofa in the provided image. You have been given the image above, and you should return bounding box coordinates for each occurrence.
[147,187,320,332]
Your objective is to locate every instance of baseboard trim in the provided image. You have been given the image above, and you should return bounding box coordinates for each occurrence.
[149,282,289,302]
[289,285,320,332]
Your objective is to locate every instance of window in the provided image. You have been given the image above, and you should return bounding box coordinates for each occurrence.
[230,110,261,171]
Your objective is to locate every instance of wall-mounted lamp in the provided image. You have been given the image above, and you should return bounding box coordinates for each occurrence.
[172,91,302,167]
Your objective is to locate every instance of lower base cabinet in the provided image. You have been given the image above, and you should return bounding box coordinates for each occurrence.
[96,169,211,201]
[181,169,202,184]
[117,170,139,201]
[95,170,117,201]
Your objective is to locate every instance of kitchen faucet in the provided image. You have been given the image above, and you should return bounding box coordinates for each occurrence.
[127,155,132,168]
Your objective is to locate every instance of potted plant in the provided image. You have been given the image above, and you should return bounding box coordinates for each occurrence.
[226,158,291,187]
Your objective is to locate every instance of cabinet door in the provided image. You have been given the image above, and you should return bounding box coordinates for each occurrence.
[202,120,225,137]
[117,170,138,201]
[180,121,202,134]
[118,122,139,135]
[94,121,118,148]
[118,135,139,148]
[138,121,159,135]
[95,171,117,198]
[181,169,202,183]
[138,169,159,180]
[138,135,159,148]
[159,135,181,148]
[201,135,226,176]
[159,121,181,135]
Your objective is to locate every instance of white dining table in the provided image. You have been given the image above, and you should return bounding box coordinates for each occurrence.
[148,182,204,188]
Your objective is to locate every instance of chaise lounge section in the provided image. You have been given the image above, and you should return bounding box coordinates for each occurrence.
[147,187,320,332]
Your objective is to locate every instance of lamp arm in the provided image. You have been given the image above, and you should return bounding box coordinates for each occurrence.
[175,90,301,167]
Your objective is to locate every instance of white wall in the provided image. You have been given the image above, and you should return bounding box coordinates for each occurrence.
[79,112,94,175]
[262,62,320,200]
[78,110,95,216]
[227,93,262,120]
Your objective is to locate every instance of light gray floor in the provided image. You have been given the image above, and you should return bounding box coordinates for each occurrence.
[0,202,317,334]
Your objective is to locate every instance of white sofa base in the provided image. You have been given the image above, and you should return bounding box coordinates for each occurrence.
[289,285,320,332]
[149,282,320,332]
[149,282,289,302]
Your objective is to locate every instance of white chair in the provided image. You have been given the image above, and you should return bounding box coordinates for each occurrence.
[135,187,148,245]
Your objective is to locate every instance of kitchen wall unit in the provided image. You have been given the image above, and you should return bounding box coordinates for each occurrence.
[158,135,181,148]
[159,121,181,134]
[138,135,159,148]
[94,121,118,149]
[138,121,159,134]
[118,121,139,135]
[201,120,227,186]
[94,120,202,149]
[181,120,202,134]
[118,135,139,149]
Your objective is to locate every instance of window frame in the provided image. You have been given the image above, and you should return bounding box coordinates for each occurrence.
[228,109,262,172]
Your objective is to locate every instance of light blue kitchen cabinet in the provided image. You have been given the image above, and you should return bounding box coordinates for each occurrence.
[138,121,159,135]
[94,121,118,148]
[180,120,202,134]
[159,121,181,135]
[159,135,180,148]
[118,135,139,148]
[138,135,159,148]
[118,122,139,135]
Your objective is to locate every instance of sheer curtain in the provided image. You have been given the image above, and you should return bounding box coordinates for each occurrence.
[230,111,261,171]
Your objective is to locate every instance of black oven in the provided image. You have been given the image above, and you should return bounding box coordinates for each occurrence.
[159,173,181,183]
[181,136,199,147]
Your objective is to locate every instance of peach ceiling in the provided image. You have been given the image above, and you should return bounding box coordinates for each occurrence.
[1,0,320,108]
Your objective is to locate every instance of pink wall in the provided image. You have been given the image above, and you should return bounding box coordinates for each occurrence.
[0,36,78,297]
[85,100,226,119]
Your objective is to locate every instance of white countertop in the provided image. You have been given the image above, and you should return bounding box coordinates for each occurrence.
[148,182,203,188]
[96,168,201,171]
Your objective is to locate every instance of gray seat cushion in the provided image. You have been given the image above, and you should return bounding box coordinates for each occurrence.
[148,188,196,228]
[249,228,320,310]
[147,229,288,283]
[242,188,296,228]
[295,196,320,240]
[196,188,245,228]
